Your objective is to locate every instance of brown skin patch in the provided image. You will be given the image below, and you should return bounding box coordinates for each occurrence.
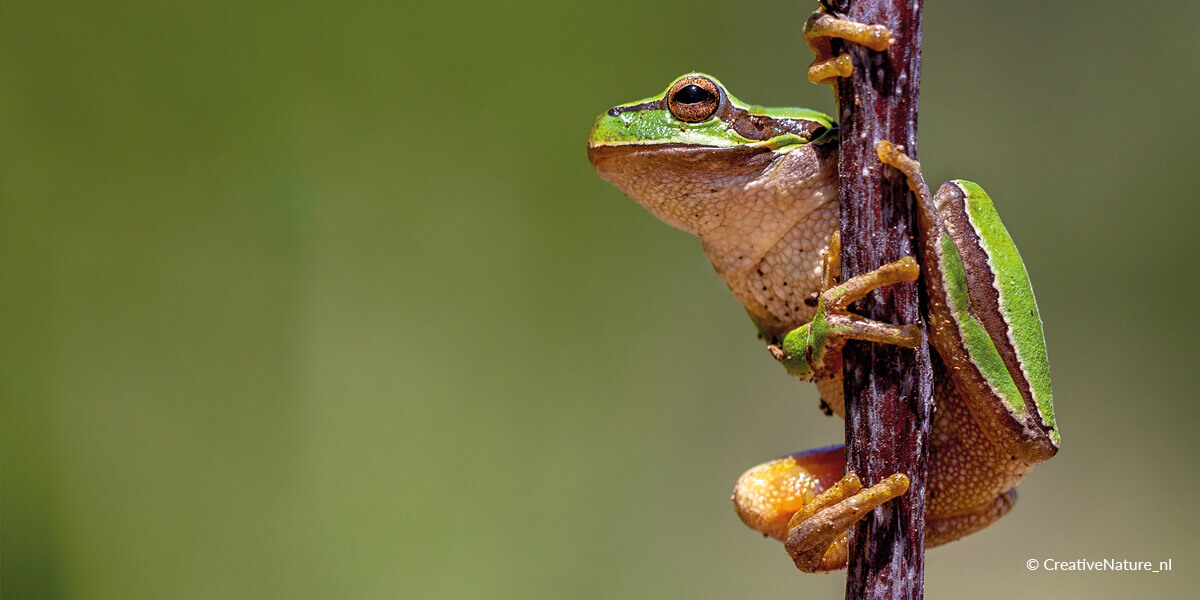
[607,100,657,117]
[731,113,826,143]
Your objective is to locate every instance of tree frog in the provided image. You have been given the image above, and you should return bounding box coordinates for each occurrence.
[587,35,1058,571]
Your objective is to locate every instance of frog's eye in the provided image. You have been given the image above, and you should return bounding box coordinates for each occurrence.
[667,76,721,123]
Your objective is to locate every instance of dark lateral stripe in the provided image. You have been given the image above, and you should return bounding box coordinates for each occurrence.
[729,109,826,142]
[934,183,1038,420]
[607,100,660,117]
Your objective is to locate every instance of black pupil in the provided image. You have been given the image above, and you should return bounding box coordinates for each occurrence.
[674,84,713,104]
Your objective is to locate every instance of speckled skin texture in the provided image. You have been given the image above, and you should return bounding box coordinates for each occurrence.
[591,135,1034,568]
[591,142,839,341]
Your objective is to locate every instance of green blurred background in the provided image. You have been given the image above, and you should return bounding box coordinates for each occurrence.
[4,1,1198,598]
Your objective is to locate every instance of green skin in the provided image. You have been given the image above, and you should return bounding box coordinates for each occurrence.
[588,73,1058,573]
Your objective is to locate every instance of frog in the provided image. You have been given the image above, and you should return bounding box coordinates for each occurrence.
[586,18,1058,573]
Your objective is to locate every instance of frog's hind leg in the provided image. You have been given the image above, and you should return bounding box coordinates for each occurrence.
[927,489,1017,547]
[734,441,1017,570]
[924,357,1034,542]
[803,13,893,85]
[733,445,847,542]
[733,446,910,573]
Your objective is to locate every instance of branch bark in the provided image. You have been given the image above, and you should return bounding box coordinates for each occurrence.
[817,0,933,598]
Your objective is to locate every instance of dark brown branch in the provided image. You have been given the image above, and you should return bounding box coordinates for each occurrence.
[818,0,933,598]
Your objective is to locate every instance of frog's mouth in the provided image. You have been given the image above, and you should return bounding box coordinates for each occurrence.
[587,142,783,188]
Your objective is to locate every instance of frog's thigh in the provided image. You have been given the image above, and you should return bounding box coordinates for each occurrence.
[928,360,1034,514]
[927,488,1017,547]
[733,445,846,540]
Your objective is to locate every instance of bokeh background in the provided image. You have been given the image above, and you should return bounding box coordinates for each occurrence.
[4,1,1199,598]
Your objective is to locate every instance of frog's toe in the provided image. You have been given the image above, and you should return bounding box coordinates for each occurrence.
[808,54,854,86]
[785,472,909,573]
[803,13,893,53]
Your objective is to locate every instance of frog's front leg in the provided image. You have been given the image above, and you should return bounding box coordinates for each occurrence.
[768,232,922,381]
[803,13,893,85]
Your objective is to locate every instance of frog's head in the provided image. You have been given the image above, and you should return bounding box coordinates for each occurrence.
[587,73,835,234]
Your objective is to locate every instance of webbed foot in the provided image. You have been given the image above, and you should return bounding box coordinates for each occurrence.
[784,471,909,572]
